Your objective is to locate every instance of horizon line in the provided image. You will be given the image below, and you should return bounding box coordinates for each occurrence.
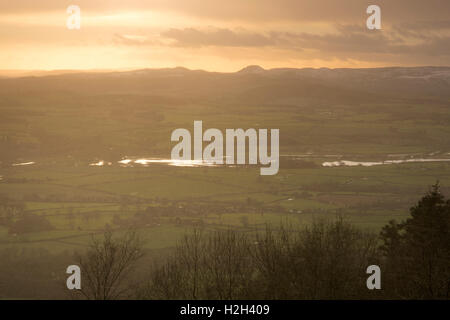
[1,65,450,77]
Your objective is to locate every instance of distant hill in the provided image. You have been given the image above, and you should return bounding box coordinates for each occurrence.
[238,65,266,74]
[1,65,449,162]
[1,66,449,102]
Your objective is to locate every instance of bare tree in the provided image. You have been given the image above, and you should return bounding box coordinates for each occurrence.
[142,229,253,299]
[74,229,143,300]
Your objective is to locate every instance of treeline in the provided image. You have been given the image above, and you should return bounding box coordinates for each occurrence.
[140,220,380,299]
[1,184,449,299]
[132,184,450,299]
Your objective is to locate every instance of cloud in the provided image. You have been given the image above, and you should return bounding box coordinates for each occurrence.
[161,28,278,47]
[2,1,450,68]
[289,24,450,61]
[155,24,450,64]
[113,33,157,46]
[2,0,450,23]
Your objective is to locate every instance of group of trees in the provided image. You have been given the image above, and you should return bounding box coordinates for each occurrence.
[0,199,54,234]
[8,214,54,235]
[140,219,379,299]
[380,184,450,299]
[68,183,450,299]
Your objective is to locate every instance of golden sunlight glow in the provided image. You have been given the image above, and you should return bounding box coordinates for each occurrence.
[0,2,447,71]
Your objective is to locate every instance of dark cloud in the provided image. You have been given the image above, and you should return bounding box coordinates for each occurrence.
[289,25,450,63]
[155,24,450,64]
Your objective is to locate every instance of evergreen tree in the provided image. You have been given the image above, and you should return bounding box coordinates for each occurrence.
[380,183,450,299]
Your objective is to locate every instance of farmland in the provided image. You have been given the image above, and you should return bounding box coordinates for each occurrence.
[1,160,449,254]
[0,67,449,276]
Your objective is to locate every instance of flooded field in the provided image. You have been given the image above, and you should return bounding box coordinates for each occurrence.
[322,158,450,167]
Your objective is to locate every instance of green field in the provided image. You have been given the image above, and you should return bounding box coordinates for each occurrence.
[0,68,449,252]
[1,161,449,253]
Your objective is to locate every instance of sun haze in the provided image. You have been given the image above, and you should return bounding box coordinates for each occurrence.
[1,0,450,72]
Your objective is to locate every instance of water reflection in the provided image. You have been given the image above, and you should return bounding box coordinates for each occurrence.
[89,160,112,166]
[10,157,450,169]
[119,158,219,167]
[323,158,450,167]
[12,162,35,166]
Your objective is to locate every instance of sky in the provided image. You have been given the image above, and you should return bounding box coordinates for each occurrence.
[1,0,450,72]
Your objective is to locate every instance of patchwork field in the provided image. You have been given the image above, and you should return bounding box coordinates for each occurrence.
[1,160,449,253]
